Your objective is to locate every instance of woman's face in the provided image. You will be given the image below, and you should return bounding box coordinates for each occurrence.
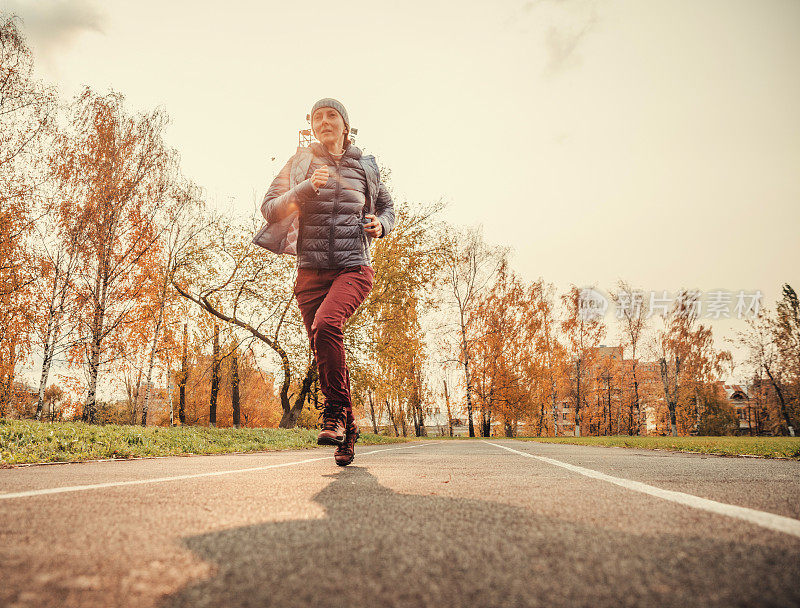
[312,107,346,148]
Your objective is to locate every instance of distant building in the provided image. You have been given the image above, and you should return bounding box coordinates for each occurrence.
[716,381,778,435]
[720,383,751,431]
[556,344,665,436]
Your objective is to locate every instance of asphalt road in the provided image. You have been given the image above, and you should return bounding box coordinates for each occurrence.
[1,439,799,608]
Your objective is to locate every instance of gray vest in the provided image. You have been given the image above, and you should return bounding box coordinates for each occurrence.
[252,147,381,257]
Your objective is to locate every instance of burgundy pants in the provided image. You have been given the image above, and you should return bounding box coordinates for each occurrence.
[294,264,374,425]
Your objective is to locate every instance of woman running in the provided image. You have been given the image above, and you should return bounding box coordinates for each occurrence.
[259,98,395,465]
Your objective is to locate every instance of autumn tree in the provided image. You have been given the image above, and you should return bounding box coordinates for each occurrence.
[560,286,606,437]
[652,290,731,437]
[359,200,446,436]
[440,225,506,437]
[771,284,800,435]
[472,258,529,437]
[138,179,204,425]
[53,87,181,423]
[695,383,738,436]
[521,279,567,437]
[28,118,105,420]
[610,281,650,435]
[737,296,798,437]
[172,212,312,428]
[29,197,83,420]
[0,16,56,414]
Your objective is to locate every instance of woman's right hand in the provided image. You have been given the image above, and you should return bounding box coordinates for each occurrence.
[311,165,329,191]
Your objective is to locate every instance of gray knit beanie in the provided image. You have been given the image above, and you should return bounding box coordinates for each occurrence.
[310,98,350,141]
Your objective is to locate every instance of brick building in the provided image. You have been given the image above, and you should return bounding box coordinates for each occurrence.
[554,344,667,436]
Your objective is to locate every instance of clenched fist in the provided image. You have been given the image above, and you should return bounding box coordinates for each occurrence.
[311,165,329,191]
[364,213,383,238]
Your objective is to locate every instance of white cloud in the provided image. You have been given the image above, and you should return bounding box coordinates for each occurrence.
[2,0,105,62]
[512,0,601,76]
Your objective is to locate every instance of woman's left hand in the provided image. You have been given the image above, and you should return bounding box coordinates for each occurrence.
[363,214,383,238]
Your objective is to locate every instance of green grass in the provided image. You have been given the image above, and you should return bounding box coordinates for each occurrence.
[0,418,408,466]
[513,435,800,459]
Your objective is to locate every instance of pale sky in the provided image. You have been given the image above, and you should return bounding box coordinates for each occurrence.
[5,0,800,383]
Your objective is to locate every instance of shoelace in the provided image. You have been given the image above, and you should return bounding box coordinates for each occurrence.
[340,426,359,446]
[316,402,344,431]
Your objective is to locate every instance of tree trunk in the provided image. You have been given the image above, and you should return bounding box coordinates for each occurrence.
[84,327,103,424]
[632,371,640,436]
[607,374,613,435]
[659,357,680,437]
[536,399,544,436]
[550,373,559,437]
[35,281,59,420]
[693,388,702,434]
[131,356,144,425]
[368,390,379,434]
[167,357,174,426]
[278,365,316,428]
[416,401,427,437]
[400,405,408,437]
[141,263,170,426]
[385,398,399,436]
[84,252,110,424]
[179,323,187,424]
[601,382,608,436]
[231,350,240,428]
[209,323,219,427]
[35,338,55,421]
[460,321,475,437]
[443,379,453,437]
[574,358,582,437]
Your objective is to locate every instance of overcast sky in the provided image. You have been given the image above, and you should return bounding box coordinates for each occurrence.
[4,0,799,383]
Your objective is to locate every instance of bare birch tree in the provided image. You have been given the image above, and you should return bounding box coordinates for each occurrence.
[561,285,606,437]
[53,87,179,423]
[610,280,650,435]
[441,225,506,437]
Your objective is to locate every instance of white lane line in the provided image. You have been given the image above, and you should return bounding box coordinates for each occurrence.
[0,442,432,501]
[483,440,800,539]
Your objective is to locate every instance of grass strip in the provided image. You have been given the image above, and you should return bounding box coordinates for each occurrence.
[513,436,800,459]
[0,418,407,466]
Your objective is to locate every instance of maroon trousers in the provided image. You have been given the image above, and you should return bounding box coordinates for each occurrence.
[294,265,374,425]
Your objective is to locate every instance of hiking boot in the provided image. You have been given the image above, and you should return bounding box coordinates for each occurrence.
[334,422,360,466]
[317,402,346,446]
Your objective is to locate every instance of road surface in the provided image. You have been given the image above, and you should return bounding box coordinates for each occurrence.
[1,439,799,607]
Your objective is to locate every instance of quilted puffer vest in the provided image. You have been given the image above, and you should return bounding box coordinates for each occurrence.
[255,141,394,269]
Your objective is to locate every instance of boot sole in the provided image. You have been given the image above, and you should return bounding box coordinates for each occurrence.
[317,436,345,446]
[334,431,359,466]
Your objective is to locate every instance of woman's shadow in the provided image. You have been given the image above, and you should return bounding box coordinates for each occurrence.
[158,466,799,608]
